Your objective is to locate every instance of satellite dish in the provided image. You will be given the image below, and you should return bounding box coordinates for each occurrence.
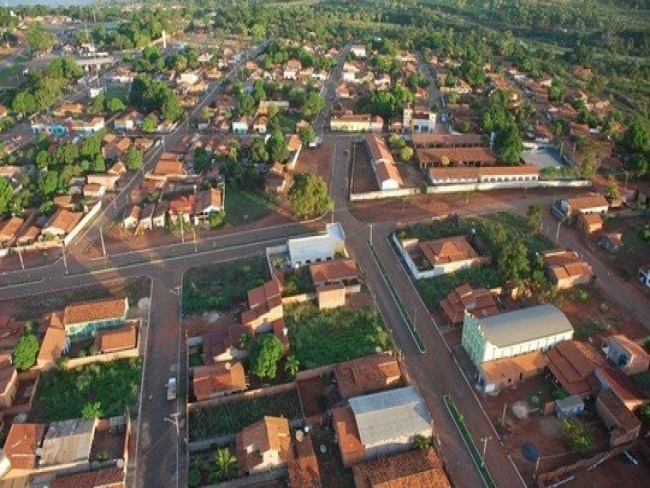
[319,444,327,454]
[13,413,27,424]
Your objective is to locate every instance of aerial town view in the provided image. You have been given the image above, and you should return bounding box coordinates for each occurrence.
[0,0,648,487]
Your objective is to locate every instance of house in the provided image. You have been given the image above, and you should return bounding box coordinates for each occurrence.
[94,323,138,353]
[138,203,155,230]
[350,45,367,58]
[478,351,546,394]
[597,232,623,254]
[202,324,250,364]
[0,352,18,408]
[440,284,499,325]
[62,297,128,341]
[51,467,125,488]
[265,170,288,194]
[0,217,24,248]
[108,160,127,176]
[37,312,68,371]
[42,209,84,239]
[232,116,250,134]
[352,448,451,488]
[603,335,650,376]
[555,395,585,419]
[333,386,432,468]
[365,134,403,191]
[193,361,247,401]
[152,202,168,228]
[309,259,358,288]
[149,156,188,181]
[169,196,195,224]
[595,366,649,410]
[542,249,593,290]
[334,353,401,399]
[242,280,283,333]
[557,194,609,220]
[575,211,603,238]
[462,304,574,368]
[82,183,106,199]
[113,110,143,132]
[39,418,97,466]
[193,188,223,225]
[283,59,302,80]
[87,174,121,192]
[235,416,294,474]
[102,137,131,161]
[285,134,303,170]
[427,165,540,186]
[133,137,153,152]
[180,70,201,86]
[403,104,437,133]
[639,264,650,288]
[287,431,321,488]
[418,236,480,276]
[0,315,24,350]
[545,340,605,398]
[412,133,485,149]
[253,114,268,134]
[336,83,352,99]
[122,204,141,229]
[596,388,642,448]
[330,113,373,132]
[2,423,47,470]
[315,284,347,310]
[287,222,346,267]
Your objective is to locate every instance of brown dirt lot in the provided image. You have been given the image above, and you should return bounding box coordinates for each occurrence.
[591,216,650,281]
[297,374,338,420]
[0,248,59,273]
[349,187,591,223]
[294,140,334,186]
[567,448,650,488]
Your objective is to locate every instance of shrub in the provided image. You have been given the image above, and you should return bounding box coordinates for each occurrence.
[12,333,39,370]
[249,335,284,380]
[561,419,592,453]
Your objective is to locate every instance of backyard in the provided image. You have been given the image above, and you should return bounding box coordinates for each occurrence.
[285,304,392,369]
[224,188,273,227]
[182,255,270,315]
[188,390,302,441]
[31,359,141,422]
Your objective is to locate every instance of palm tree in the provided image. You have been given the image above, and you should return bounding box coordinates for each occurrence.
[213,448,238,481]
[285,354,300,378]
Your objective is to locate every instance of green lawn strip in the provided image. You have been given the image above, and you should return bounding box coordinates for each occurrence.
[188,390,302,440]
[224,188,272,226]
[31,359,141,422]
[285,303,392,369]
[367,241,426,353]
[182,255,270,315]
[443,395,496,488]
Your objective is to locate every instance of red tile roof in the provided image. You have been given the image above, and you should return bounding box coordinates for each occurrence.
[63,298,127,326]
[236,416,294,473]
[193,361,246,401]
[94,323,137,353]
[417,146,498,166]
[309,259,358,286]
[440,284,499,324]
[247,279,281,310]
[334,353,401,399]
[288,433,321,488]
[3,423,47,469]
[545,340,604,397]
[419,237,478,265]
[52,467,125,488]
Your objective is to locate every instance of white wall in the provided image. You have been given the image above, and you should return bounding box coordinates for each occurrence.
[482,330,574,363]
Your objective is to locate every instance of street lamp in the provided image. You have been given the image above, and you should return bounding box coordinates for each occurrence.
[480,436,491,467]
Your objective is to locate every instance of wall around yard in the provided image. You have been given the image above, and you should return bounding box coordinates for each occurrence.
[64,199,103,246]
[187,382,296,412]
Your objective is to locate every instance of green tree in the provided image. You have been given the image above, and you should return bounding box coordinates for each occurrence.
[39,171,60,196]
[92,155,106,173]
[561,419,592,453]
[526,204,542,233]
[108,97,126,113]
[249,137,269,165]
[142,114,157,133]
[194,147,211,173]
[35,150,49,169]
[284,354,300,378]
[495,124,523,165]
[249,335,284,380]
[623,118,649,153]
[498,240,529,283]
[80,134,102,160]
[213,448,238,482]
[298,125,316,145]
[301,92,324,120]
[188,455,203,488]
[266,129,289,163]
[26,22,55,53]
[605,175,620,200]
[124,147,144,171]
[12,333,39,370]
[288,173,332,219]
[399,146,414,162]
[81,401,103,419]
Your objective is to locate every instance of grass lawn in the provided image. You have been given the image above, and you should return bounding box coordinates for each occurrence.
[104,83,131,103]
[278,111,302,133]
[573,317,615,341]
[31,359,141,422]
[182,255,270,315]
[285,304,392,369]
[224,188,272,227]
[188,390,301,440]
[416,265,505,310]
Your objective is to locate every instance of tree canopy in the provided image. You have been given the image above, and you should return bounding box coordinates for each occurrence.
[288,173,332,219]
[249,335,284,380]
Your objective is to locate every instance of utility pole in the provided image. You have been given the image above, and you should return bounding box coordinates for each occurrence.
[413,304,419,325]
[501,402,508,428]
[555,219,563,242]
[179,214,185,243]
[62,244,69,276]
[369,223,373,244]
[17,247,25,270]
[192,226,197,253]
[99,226,107,258]
[481,436,491,467]
[164,413,181,488]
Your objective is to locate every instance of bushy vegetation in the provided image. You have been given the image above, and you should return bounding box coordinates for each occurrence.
[561,418,593,454]
[12,332,40,371]
[188,390,301,440]
[285,304,391,369]
[249,335,284,380]
[32,359,141,422]
[182,256,269,315]
[288,173,332,219]
[416,266,505,308]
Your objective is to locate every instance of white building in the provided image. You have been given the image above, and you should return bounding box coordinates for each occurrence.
[287,223,346,267]
[350,45,367,58]
[462,304,574,367]
[403,105,437,133]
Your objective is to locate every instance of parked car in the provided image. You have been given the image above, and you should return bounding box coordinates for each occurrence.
[166,377,177,401]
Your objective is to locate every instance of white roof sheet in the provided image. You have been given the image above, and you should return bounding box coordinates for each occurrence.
[349,386,431,446]
[478,304,573,348]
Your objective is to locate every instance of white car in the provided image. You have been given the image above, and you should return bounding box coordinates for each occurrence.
[166,377,177,401]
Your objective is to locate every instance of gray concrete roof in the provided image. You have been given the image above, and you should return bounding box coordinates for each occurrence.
[40,418,96,466]
[478,304,573,348]
[349,386,432,447]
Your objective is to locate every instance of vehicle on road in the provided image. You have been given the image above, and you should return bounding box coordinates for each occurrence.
[166,377,177,401]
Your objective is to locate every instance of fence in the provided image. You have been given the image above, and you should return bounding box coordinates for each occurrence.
[536,443,636,487]
[349,179,592,201]
[187,381,296,412]
[281,292,316,305]
[62,346,139,370]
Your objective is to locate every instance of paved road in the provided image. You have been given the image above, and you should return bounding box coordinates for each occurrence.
[327,135,523,488]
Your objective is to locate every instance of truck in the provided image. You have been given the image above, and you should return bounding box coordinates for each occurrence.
[166,377,177,401]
